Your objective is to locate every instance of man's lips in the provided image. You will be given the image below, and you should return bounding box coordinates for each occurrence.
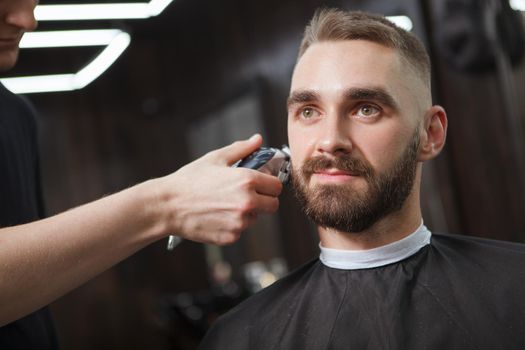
[315,169,354,176]
[315,169,352,176]
[312,168,360,182]
[301,156,373,182]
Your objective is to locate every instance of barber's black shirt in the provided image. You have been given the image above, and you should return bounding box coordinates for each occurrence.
[0,83,59,349]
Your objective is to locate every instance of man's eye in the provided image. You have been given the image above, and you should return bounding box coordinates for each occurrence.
[300,107,317,119]
[356,104,380,118]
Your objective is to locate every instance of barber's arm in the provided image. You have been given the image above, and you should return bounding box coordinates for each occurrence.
[0,134,282,327]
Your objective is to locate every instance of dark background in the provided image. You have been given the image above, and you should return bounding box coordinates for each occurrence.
[5,0,525,348]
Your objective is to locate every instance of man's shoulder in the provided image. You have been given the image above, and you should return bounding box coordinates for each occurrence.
[199,259,320,349]
[431,232,525,255]
[215,258,319,322]
[429,232,525,276]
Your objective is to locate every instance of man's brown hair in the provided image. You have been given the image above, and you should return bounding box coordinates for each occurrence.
[298,8,431,88]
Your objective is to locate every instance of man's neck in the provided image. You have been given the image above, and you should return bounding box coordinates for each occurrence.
[318,202,422,250]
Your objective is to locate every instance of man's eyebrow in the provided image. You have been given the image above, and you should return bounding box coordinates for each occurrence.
[287,90,320,109]
[344,87,399,111]
[287,87,399,111]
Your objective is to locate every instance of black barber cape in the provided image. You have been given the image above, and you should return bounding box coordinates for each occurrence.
[200,232,525,350]
[0,83,59,349]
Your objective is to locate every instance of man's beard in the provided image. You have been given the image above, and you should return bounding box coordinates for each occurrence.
[292,131,420,233]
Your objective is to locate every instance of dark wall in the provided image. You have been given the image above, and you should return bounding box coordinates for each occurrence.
[423,0,525,240]
[13,0,525,349]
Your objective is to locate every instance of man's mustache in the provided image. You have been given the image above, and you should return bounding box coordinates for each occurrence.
[300,155,374,179]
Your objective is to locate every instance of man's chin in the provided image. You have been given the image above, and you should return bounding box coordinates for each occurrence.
[307,178,368,196]
[310,172,363,185]
[306,204,378,234]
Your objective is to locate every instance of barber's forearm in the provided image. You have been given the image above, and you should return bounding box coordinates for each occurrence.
[0,180,164,326]
[0,135,282,326]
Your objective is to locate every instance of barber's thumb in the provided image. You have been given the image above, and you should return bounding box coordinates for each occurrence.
[217,134,263,166]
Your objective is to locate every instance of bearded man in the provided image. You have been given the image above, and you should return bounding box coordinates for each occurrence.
[199,8,525,350]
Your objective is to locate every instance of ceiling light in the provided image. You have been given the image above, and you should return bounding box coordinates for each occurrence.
[35,0,174,21]
[510,0,525,11]
[20,29,126,48]
[1,30,131,94]
[386,16,413,31]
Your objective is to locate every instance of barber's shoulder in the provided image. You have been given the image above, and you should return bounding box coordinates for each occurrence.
[0,83,39,125]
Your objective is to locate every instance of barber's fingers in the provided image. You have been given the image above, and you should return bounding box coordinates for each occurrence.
[207,134,263,166]
[249,193,280,214]
[250,171,283,197]
[232,189,280,217]
[209,198,276,246]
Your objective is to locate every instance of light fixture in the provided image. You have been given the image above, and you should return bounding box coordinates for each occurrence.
[1,30,130,94]
[35,0,175,21]
[19,29,127,48]
[386,15,413,31]
[2,1,176,94]
[510,0,525,11]
[6,2,410,94]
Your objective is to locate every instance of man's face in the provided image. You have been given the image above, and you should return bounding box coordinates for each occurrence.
[287,40,424,233]
[0,0,38,72]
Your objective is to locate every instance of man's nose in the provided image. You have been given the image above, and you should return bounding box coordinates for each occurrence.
[315,114,353,156]
[5,1,38,32]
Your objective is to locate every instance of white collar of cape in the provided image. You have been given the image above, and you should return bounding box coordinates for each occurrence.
[319,221,431,270]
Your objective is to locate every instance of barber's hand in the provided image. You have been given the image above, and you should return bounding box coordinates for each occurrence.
[159,134,283,245]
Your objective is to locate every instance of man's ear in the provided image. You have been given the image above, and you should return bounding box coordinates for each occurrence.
[418,105,448,161]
